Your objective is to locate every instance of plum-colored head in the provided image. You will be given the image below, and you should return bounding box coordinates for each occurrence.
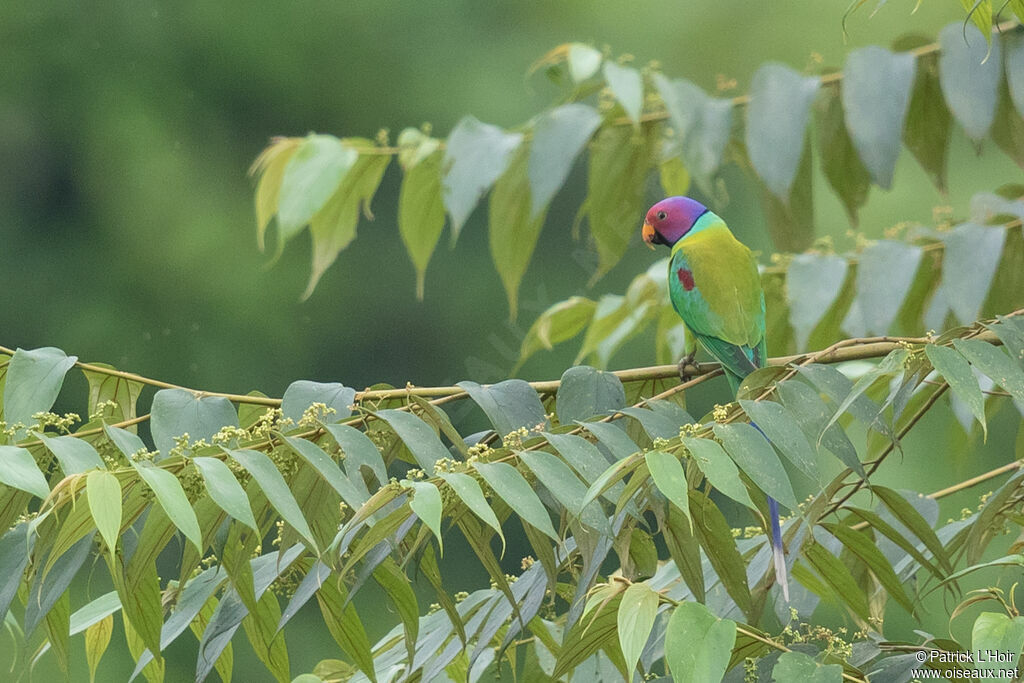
[641,196,709,248]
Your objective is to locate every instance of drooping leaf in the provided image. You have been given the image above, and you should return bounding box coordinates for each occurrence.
[25,532,94,637]
[654,74,734,195]
[374,409,450,475]
[457,379,548,437]
[276,134,358,241]
[842,46,916,189]
[775,379,863,476]
[0,445,50,499]
[519,450,609,534]
[618,406,684,440]
[282,436,365,509]
[281,381,355,425]
[82,363,144,428]
[992,79,1024,169]
[823,522,915,614]
[302,142,390,299]
[150,388,239,459]
[85,613,114,683]
[0,523,32,620]
[760,136,815,253]
[842,240,923,337]
[528,103,602,217]
[616,582,659,676]
[772,650,842,683]
[873,486,953,573]
[439,472,505,554]
[321,422,387,491]
[544,432,624,502]
[191,456,258,530]
[682,436,755,509]
[241,589,290,683]
[939,22,1002,140]
[786,253,849,352]
[926,344,987,437]
[739,400,818,481]
[603,61,643,124]
[953,338,1024,403]
[584,123,658,280]
[251,137,301,250]
[131,461,202,551]
[903,52,952,192]
[3,347,78,441]
[35,432,105,475]
[397,142,446,299]
[407,480,444,553]
[554,593,627,680]
[555,365,626,424]
[372,557,420,670]
[568,43,603,82]
[225,448,317,549]
[745,63,819,199]
[802,537,872,621]
[816,84,872,223]
[689,490,753,618]
[664,601,736,683]
[578,420,640,461]
[87,470,122,552]
[515,296,597,371]
[713,423,799,510]
[442,116,523,242]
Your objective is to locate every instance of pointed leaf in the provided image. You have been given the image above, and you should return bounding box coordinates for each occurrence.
[3,347,77,441]
[322,423,387,490]
[773,650,842,682]
[529,104,602,216]
[375,409,450,475]
[645,450,692,529]
[132,461,202,551]
[568,43,602,82]
[150,388,238,459]
[939,22,1002,140]
[192,456,258,530]
[87,470,122,551]
[519,450,609,534]
[398,146,445,298]
[555,365,626,424]
[786,253,849,352]
[617,582,659,676]
[251,137,300,249]
[83,363,144,427]
[475,461,558,540]
[276,134,358,239]
[85,613,114,683]
[282,436,365,508]
[690,491,753,618]
[439,472,504,553]
[603,62,643,124]
[842,46,915,189]
[973,612,1024,674]
[713,423,798,510]
[36,432,105,475]
[654,74,733,194]
[442,116,523,241]
[516,296,596,370]
[664,601,736,683]
[407,480,443,553]
[823,522,915,614]
[739,400,818,481]
[457,379,547,437]
[281,381,355,424]
[842,240,922,337]
[226,448,317,549]
[682,436,755,509]
[816,85,871,223]
[745,63,819,199]
[0,445,50,499]
[926,344,987,437]
[903,52,952,191]
[953,338,1024,403]
[938,223,1006,324]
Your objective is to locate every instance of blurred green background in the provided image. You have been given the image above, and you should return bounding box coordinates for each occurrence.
[2,1,1022,680]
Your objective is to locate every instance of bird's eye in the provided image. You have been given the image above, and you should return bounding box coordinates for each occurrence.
[656,211,667,221]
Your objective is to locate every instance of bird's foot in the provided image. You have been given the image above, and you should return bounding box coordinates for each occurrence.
[677,351,699,381]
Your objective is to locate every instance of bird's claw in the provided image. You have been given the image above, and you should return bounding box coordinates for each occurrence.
[677,351,699,381]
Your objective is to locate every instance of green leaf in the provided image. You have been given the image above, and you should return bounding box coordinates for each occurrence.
[772,650,842,683]
[374,408,450,475]
[658,154,691,195]
[276,134,358,240]
[192,456,258,530]
[555,365,626,424]
[398,145,445,299]
[476,462,559,540]
[903,52,952,192]
[953,338,1024,403]
[874,486,953,573]
[803,538,871,621]
[760,137,815,253]
[618,406,682,440]
[251,137,301,250]
[939,22,1001,140]
[554,593,627,679]
[242,590,290,683]
[992,80,1024,169]
[823,523,915,614]
[713,423,798,510]
[786,253,849,352]
[103,424,147,459]
[515,296,596,370]
[3,347,77,441]
[682,436,755,509]
[775,379,863,476]
[0,445,50,499]
[926,344,987,437]
[442,116,523,242]
[842,46,916,189]
[934,223,1006,326]
[645,450,692,530]
[302,144,390,299]
[85,613,114,683]
[738,400,818,481]
[281,381,355,424]
[577,420,639,461]
[439,472,505,554]
[529,103,602,217]
[654,74,733,195]
[745,63,819,199]
[616,582,659,676]
[372,557,420,670]
[842,241,923,337]
[816,84,871,223]
[315,574,377,683]
[35,432,105,475]
[689,491,753,618]
[82,363,144,427]
[567,43,602,82]
[519,450,610,534]
[457,379,548,437]
[87,470,122,551]
[973,612,1024,673]
[132,461,202,551]
[407,480,444,553]
[584,123,658,280]
[603,61,643,124]
[489,145,548,316]
[282,436,365,509]
[846,506,945,581]
[664,601,736,683]
[150,388,239,459]
[226,448,317,549]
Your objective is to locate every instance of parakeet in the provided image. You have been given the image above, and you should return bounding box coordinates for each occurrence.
[642,195,788,601]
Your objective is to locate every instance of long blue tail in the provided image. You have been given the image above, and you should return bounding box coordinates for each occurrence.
[767,496,789,601]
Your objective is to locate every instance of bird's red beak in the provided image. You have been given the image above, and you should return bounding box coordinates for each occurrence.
[642,222,657,250]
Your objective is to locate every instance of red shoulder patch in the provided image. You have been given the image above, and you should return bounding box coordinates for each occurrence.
[677,268,695,291]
